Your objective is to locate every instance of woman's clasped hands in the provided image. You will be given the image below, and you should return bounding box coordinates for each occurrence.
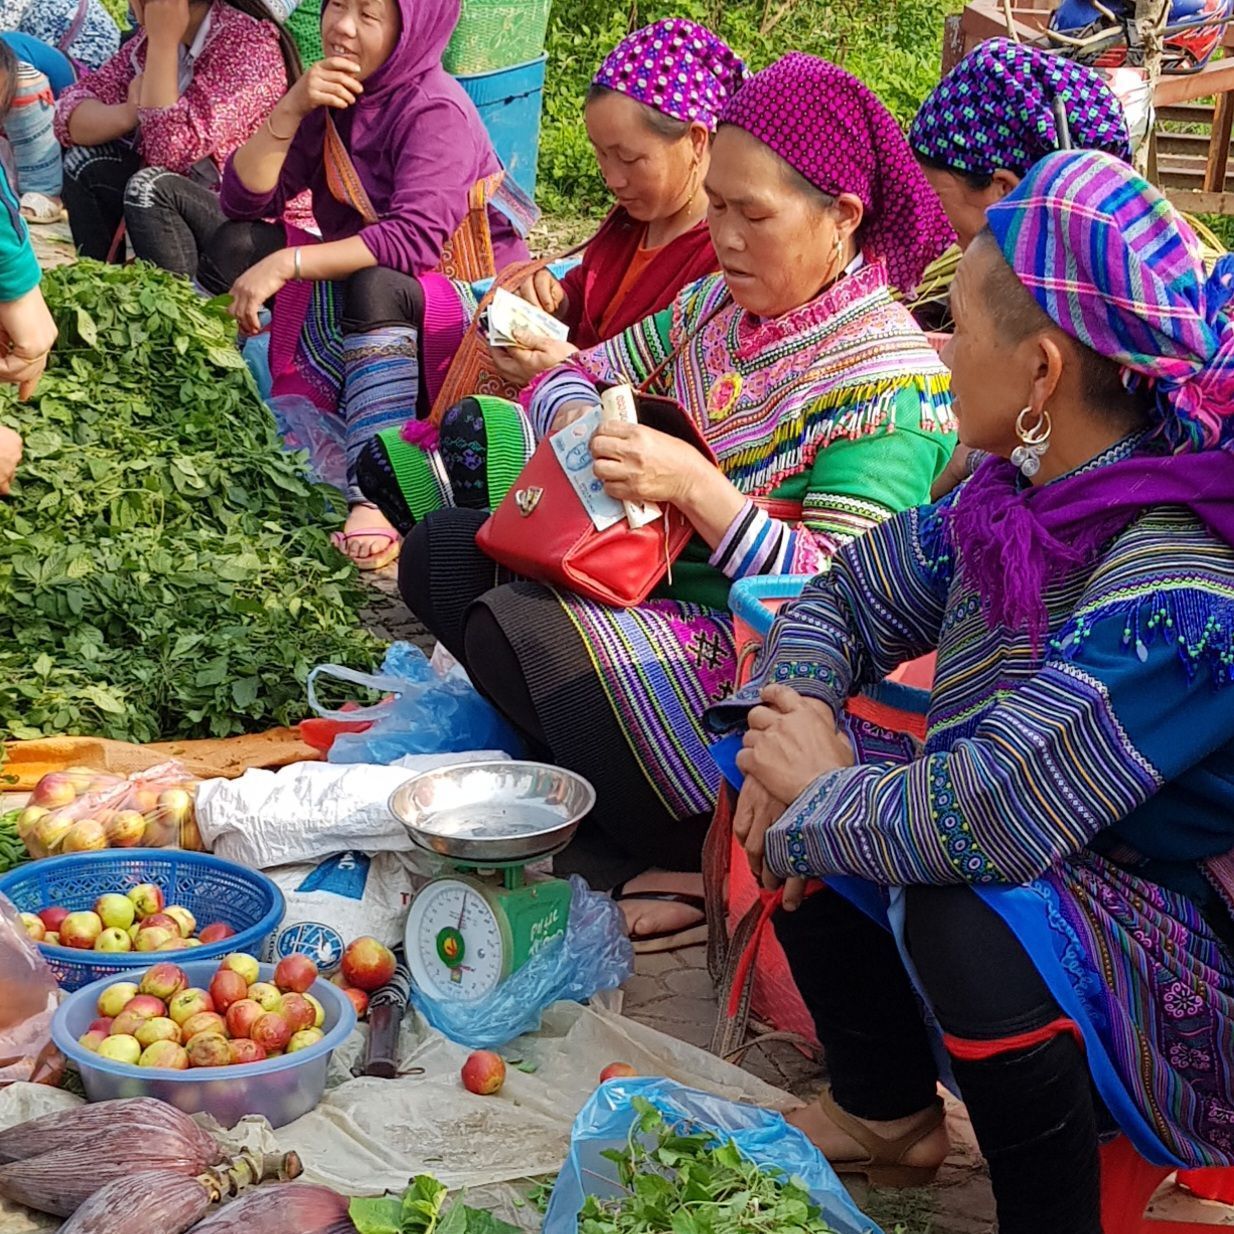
[733,683,854,910]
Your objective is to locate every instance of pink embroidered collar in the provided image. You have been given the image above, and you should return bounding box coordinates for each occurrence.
[733,258,891,361]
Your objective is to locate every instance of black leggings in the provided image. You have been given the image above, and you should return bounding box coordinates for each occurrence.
[399,507,712,887]
[62,141,141,261]
[202,221,428,340]
[775,885,1105,1234]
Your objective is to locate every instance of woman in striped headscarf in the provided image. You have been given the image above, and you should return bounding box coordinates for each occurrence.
[713,150,1234,1234]
[913,39,1136,494]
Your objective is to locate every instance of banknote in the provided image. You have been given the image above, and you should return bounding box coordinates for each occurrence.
[549,405,625,532]
[486,287,570,348]
[599,385,661,529]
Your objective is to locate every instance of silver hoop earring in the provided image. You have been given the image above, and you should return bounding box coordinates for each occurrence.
[1010,405,1052,478]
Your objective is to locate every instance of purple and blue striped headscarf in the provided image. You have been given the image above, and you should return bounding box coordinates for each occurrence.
[986,149,1234,452]
[910,40,1132,179]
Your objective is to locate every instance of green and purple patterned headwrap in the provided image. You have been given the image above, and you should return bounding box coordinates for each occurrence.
[986,149,1234,452]
[910,39,1131,179]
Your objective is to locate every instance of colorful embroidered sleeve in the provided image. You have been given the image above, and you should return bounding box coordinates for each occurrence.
[137,21,288,174]
[54,43,133,145]
[707,386,956,579]
[526,306,673,438]
[763,573,1234,888]
[707,501,954,732]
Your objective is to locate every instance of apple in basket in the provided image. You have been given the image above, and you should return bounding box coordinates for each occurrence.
[60,911,103,950]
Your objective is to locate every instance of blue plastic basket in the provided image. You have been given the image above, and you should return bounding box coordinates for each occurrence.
[0,850,284,991]
[454,54,547,198]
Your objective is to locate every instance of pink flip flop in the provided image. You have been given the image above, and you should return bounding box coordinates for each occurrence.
[331,527,402,572]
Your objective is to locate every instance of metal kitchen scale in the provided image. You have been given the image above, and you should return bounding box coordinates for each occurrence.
[389,760,595,1003]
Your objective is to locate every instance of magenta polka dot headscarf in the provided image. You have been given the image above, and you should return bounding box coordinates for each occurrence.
[592,19,747,133]
[720,53,957,295]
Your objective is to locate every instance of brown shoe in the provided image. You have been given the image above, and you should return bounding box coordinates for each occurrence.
[806,1086,946,1188]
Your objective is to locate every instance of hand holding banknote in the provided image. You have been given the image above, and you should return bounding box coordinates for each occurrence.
[489,328,578,385]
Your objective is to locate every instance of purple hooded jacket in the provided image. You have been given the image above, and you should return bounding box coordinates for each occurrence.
[220,0,528,274]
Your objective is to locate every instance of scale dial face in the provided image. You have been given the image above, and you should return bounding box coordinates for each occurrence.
[405,877,510,1003]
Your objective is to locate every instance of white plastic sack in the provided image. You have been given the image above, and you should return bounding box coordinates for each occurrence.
[261,851,429,967]
[196,752,508,868]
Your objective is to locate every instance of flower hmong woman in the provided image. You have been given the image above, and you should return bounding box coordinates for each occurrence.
[911,37,1135,495]
[386,55,957,949]
[720,150,1234,1234]
[354,19,744,537]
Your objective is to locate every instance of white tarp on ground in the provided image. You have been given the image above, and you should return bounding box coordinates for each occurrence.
[0,999,794,1233]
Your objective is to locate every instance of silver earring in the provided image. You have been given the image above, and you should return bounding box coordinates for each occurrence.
[1010,406,1052,478]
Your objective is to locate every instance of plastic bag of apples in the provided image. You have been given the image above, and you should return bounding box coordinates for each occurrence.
[18,762,203,859]
[0,893,63,1087]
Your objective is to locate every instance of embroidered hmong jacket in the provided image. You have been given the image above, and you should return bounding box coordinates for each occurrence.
[527,264,957,608]
[720,489,1234,906]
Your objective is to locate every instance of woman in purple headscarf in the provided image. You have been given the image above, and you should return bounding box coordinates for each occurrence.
[713,150,1234,1233]
[351,19,745,553]
[201,0,527,568]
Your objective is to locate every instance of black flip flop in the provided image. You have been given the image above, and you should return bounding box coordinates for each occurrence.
[611,882,709,955]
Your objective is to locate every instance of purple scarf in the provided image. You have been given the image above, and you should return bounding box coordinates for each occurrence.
[947,450,1234,647]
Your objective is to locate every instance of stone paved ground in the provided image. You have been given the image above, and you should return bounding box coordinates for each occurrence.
[31,226,1234,1234]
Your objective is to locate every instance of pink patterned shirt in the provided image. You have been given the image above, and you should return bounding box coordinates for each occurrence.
[54,2,288,181]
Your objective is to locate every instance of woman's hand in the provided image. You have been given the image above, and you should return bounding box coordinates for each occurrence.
[142,0,191,47]
[0,286,58,401]
[0,425,22,495]
[283,57,364,120]
[735,684,853,806]
[590,420,708,507]
[488,331,577,386]
[228,250,293,336]
[516,268,567,318]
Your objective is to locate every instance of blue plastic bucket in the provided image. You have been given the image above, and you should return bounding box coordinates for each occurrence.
[454,53,547,199]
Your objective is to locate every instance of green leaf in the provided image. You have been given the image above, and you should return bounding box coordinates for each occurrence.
[348,1196,403,1234]
[75,307,98,347]
[400,1175,449,1233]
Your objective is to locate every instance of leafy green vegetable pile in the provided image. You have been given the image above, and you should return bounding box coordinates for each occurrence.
[0,811,27,874]
[580,1099,839,1234]
[350,1175,519,1234]
[0,260,381,743]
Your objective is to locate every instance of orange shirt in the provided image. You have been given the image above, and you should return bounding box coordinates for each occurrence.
[597,234,662,338]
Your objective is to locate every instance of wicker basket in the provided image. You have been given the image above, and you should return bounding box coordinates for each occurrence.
[286,0,324,67]
[443,0,551,75]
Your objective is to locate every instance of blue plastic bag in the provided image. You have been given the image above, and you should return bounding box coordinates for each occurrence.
[308,642,525,763]
[543,1078,883,1234]
[269,394,348,491]
[412,875,633,1048]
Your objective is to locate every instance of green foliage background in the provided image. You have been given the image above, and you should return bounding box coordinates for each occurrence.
[537,0,959,216]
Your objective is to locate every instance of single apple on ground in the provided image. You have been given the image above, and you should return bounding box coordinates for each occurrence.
[461,1050,506,1095]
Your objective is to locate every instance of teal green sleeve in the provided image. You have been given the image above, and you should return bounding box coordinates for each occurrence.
[0,168,41,302]
[802,385,955,542]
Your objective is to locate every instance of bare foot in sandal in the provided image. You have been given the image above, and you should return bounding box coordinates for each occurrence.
[788,1086,949,1187]
[612,870,707,954]
[332,502,400,571]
